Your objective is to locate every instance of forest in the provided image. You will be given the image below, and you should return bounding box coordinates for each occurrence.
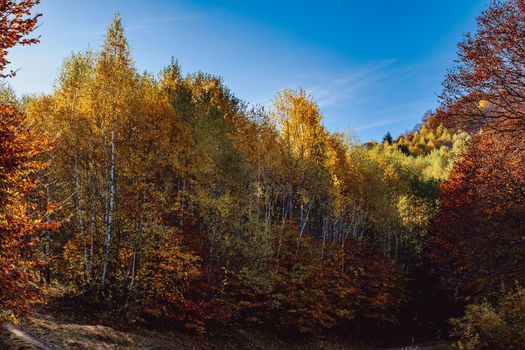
[0,0,524,349]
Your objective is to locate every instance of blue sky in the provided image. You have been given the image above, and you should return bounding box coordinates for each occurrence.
[7,0,487,141]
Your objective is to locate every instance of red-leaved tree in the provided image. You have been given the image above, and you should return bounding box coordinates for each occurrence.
[0,0,47,318]
[440,0,525,135]
[432,0,525,301]
[430,131,525,299]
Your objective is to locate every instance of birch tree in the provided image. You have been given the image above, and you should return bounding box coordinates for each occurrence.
[94,14,137,287]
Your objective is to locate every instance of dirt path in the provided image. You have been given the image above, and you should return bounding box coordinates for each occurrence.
[1,316,179,349]
[2,322,51,350]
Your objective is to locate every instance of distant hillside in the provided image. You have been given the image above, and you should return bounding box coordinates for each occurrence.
[379,116,470,157]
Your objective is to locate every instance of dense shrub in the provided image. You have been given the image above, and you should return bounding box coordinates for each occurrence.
[451,288,525,350]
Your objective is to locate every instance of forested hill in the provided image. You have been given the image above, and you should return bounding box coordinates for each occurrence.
[1,1,524,350]
[384,121,470,157]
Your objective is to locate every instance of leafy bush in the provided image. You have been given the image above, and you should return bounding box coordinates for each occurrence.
[451,288,525,350]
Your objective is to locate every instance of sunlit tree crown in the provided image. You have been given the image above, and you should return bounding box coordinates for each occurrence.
[101,13,132,66]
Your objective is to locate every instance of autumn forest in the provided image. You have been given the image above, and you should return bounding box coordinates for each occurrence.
[0,1,524,349]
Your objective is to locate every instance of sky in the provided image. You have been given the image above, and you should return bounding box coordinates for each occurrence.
[7,0,487,141]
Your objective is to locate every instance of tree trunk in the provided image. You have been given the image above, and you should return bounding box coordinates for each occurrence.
[43,182,52,285]
[88,155,97,286]
[74,155,90,280]
[125,182,148,310]
[101,123,116,286]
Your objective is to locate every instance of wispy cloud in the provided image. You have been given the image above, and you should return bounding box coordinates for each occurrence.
[354,115,413,131]
[353,97,433,132]
[303,59,396,108]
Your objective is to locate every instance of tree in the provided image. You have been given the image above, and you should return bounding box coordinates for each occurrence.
[0,0,41,77]
[0,105,51,317]
[27,15,141,296]
[95,13,137,287]
[430,131,525,299]
[383,131,393,145]
[432,0,525,302]
[440,0,525,135]
[0,0,47,319]
[271,88,329,253]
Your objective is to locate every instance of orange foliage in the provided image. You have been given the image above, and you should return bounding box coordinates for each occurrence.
[0,0,47,318]
[126,222,404,336]
[0,0,41,77]
[0,104,52,316]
